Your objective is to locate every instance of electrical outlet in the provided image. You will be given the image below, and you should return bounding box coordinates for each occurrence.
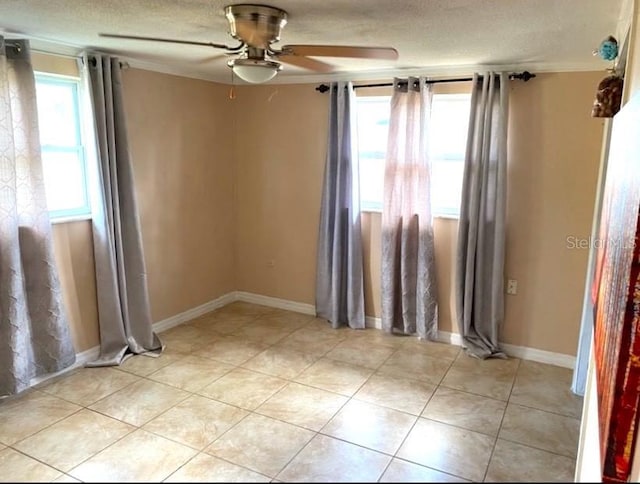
[507,279,518,295]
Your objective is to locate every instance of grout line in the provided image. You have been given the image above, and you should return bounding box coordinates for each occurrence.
[314,430,399,458]
[436,382,512,403]
[494,434,579,461]
[385,455,470,482]
[503,400,583,420]
[4,302,579,482]
[163,449,272,482]
[63,421,137,478]
[416,414,502,439]
[378,348,462,476]
[4,446,68,476]
[480,357,521,482]
[377,456,394,482]
[3,397,85,446]
[269,428,320,481]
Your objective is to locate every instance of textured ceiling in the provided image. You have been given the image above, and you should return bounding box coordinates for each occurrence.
[0,0,624,84]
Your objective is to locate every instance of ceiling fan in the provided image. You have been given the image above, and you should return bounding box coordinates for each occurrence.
[100,3,398,83]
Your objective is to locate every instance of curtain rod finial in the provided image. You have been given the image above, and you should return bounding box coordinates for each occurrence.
[316,84,330,93]
[510,71,536,82]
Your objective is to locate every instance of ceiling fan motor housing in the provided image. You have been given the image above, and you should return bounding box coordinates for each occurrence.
[224,4,288,50]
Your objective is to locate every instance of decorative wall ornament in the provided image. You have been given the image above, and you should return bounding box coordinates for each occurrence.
[592,35,624,118]
[596,35,619,61]
[592,74,624,118]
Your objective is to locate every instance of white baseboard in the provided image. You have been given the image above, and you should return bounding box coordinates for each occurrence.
[45,291,574,394]
[501,343,576,369]
[365,315,381,329]
[75,345,101,366]
[153,292,237,333]
[235,291,316,316]
[28,292,237,391]
[362,315,575,369]
[436,330,465,347]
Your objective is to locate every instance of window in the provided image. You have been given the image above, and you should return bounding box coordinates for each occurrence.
[356,96,389,211]
[355,93,471,217]
[429,94,471,217]
[34,73,90,220]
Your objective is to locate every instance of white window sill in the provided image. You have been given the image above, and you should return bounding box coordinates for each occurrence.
[50,214,92,224]
[360,207,459,220]
[361,205,382,214]
[434,213,460,220]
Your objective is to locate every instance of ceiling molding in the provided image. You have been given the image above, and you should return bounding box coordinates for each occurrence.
[9,36,609,87]
[122,55,608,87]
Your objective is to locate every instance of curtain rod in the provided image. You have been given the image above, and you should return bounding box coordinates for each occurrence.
[4,40,23,52]
[2,40,80,60]
[315,70,536,93]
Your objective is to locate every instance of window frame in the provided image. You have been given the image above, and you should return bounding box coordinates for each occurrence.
[34,72,92,222]
[355,91,471,218]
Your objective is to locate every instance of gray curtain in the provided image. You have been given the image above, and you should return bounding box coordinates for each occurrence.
[83,53,162,366]
[0,38,75,396]
[381,77,438,340]
[316,81,365,329]
[456,72,509,359]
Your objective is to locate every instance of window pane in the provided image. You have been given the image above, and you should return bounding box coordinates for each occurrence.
[356,97,389,209]
[35,80,79,147]
[430,95,471,160]
[432,159,464,216]
[359,156,385,209]
[41,150,87,212]
[35,75,90,219]
[356,93,470,217]
[357,98,389,156]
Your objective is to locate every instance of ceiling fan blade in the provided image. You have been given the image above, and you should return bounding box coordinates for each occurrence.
[277,54,334,73]
[99,33,234,50]
[195,53,232,65]
[282,45,398,60]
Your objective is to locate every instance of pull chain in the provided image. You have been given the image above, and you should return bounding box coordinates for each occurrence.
[229,69,236,100]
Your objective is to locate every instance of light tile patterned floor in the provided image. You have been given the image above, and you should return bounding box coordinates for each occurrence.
[0,302,583,482]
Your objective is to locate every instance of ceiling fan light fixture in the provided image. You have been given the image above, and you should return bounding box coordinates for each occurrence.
[229,57,281,84]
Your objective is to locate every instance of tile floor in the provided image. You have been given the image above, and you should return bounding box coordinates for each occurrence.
[0,302,583,482]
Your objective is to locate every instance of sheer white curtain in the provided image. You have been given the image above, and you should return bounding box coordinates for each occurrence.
[381,77,438,339]
[0,38,75,396]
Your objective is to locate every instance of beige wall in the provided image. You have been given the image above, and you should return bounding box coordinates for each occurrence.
[122,68,237,322]
[235,73,604,356]
[40,54,603,357]
[361,212,381,319]
[51,221,100,353]
[37,56,237,351]
[503,71,604,354]
[234,84,329,304]
[32,52,78,77]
